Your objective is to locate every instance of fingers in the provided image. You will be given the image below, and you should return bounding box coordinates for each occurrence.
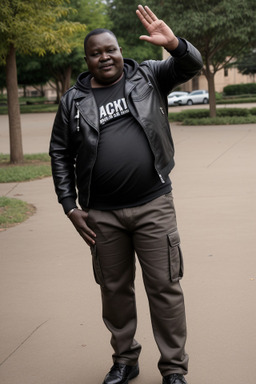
[136,5,158,27]
[68,209,96,246]
[79,225,96,246]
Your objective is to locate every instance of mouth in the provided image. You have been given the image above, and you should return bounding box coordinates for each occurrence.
[100,64,113,71]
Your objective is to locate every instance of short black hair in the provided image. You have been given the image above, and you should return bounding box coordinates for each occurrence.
[84,29,118,56]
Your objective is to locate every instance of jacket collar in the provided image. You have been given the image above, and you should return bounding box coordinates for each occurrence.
[74,58,140,96]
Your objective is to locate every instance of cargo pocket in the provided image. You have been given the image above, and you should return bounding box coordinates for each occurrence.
[90,244,105,287]
[168,229,184,282]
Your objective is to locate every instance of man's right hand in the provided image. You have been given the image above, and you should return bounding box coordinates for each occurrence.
[68,209,96,246]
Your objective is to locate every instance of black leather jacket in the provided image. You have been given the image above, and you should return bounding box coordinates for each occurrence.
[49,40,203,212]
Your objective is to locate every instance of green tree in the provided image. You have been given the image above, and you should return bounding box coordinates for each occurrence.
[236,49,256,76]
[42,0,110,102]
[0,0,85,163]
[106,0,161,62]
[16,54,50,97]
[39,51,84,103]
[147,0,256,117]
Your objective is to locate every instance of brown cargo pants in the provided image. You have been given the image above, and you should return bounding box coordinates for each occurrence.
[86,192,189,377]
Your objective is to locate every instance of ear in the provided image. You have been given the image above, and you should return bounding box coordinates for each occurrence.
[119,47,122,54]
[84,56,87,64]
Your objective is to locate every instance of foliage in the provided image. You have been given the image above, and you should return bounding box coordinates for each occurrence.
[235,49,256,76]
[72,0,108,28]
[0,0,87,163]
[16,54,50,90]
[0,103,58,114]
[0,153,50,163]
[9,0,110,101]
[215,108,250,117]
[0,0,86,63]
[223,83,256,96]
[250,108,256,116]
[0,196,36,229]
[150,0,256,68]
[106,0,161,62]
[45,0,110,97]
[168,107,256,125]
[217,97,256,104]
[0,164,51,182]
[147,0,256,117]
[169,107,254,120]
[182,116,256,125]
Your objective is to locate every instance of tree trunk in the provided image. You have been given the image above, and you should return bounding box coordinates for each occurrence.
[208,71,217,118]
[56,81,61,104]
[40,84,45,97]
[203,61,217,118]
[6,44,24,163]
[62,66,72,95]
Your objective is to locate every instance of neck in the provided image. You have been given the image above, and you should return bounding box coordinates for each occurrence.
[91,72,124,88]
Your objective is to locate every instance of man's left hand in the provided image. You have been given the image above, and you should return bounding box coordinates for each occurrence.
[136,5,179,51]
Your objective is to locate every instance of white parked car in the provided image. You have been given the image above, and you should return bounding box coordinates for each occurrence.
[174,90,209,105]
[167,91,188,106]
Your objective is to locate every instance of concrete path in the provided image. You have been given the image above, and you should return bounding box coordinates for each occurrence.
[0,114,256,384]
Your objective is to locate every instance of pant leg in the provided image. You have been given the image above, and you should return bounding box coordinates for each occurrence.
[131,193,189,376]
[86,209,142,365]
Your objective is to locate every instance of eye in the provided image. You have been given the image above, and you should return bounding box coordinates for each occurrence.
[90,51,101,57]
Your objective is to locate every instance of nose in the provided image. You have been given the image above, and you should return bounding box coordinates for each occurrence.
[100,51,110,61]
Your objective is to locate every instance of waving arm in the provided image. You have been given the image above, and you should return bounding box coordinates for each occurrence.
[136,5,179,51]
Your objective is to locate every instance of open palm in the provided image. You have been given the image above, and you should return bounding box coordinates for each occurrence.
[136,5,178,50]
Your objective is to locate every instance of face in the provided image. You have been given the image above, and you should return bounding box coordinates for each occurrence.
[85,32,124,86]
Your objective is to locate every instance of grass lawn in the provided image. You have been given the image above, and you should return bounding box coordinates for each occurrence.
[0,153,51,183]
[0,153,51,229]
[0,196,36,230]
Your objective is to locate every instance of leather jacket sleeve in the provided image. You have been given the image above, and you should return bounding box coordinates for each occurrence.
[49,102,78,213]
[144,39,203,97]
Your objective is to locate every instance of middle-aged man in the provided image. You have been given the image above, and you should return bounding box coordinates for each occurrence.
[49,5,203,384]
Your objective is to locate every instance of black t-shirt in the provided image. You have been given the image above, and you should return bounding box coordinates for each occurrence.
[89,76,171,209]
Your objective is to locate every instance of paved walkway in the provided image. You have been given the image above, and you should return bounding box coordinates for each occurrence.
[1,114,256,384]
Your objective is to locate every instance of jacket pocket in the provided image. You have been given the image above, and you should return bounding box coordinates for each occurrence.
[90,244,105,287]
[168,229,184,282]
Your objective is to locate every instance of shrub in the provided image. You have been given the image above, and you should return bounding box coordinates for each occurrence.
[182,115,256,125]
[169,109,209,121]
[216,108,249,117]
[217,97,256,104]
[169,108,252,122]
[215,92,223,100]
[223,83,256,96]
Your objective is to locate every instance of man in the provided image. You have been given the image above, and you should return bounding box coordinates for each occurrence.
[49,5,203,384]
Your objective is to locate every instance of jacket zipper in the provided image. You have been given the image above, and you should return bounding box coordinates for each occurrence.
[75,101,100,206]
[75,108,80,131]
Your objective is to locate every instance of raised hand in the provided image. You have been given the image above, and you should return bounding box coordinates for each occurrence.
[136,5,178,51]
